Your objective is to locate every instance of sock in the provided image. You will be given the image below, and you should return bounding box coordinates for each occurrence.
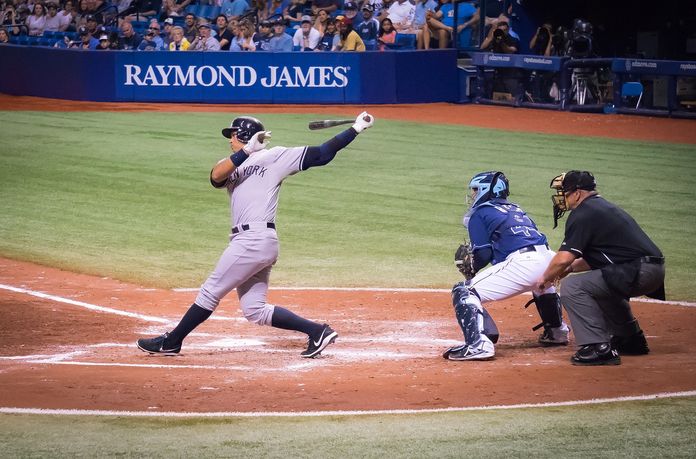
[271,306,323,337]
[165,303,212,346]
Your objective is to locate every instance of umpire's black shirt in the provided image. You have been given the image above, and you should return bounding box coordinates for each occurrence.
[559,194,662,269]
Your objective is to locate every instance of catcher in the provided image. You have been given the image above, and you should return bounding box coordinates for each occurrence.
[443,171,570,361]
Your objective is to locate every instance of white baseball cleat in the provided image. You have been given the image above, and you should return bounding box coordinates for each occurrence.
[445,335,495,361]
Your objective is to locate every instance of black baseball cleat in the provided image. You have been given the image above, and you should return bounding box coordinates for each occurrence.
[301,324,338,358]
[136,332,181,355]
[571,343,620,366]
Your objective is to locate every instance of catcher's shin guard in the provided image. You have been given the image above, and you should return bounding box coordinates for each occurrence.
[524,292,563,331]
[452,282,498,345]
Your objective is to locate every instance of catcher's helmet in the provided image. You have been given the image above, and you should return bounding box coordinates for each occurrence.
[222,116,264,143]
[468,171,510,208]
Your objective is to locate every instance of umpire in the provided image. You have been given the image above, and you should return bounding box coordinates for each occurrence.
[536,171,665,366]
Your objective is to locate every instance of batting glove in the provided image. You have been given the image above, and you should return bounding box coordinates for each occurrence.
[243,131,272,155]
[352,111,374,133]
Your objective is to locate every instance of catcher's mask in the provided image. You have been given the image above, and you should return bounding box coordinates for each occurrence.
[222,116,264,143]
[550,170,596,228]
[467,171,510,209]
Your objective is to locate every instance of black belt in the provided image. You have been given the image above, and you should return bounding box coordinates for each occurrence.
[517,244,549,254]
[231,222,276,234]
[640,256,664,265]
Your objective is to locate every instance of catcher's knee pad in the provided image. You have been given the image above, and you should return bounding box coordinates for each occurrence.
[531,292,563,330]
[240,301,274,326]
[452,282,487,345]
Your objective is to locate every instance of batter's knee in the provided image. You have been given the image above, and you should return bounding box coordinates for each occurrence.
[195,288,220,312]
[241,301,274,326]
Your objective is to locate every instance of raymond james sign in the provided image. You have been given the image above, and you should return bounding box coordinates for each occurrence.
[123,64,350,88]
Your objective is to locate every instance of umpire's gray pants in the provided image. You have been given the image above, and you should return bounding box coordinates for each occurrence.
[560,263,665,346]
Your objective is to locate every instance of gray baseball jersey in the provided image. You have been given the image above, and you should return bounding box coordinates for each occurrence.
[195,145,307,325]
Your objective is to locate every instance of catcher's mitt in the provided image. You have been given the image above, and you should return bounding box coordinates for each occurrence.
[454,243,475,280]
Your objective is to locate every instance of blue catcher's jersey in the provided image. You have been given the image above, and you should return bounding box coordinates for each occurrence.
[467,199,547,265]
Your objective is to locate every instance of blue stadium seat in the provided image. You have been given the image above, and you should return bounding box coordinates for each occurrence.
[14,36,30,45]
[385,33,416,50]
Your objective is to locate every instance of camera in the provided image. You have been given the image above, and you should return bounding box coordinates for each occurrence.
[493,28,504,40]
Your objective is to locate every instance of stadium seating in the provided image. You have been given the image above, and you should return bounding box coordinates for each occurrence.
[621,81,643,109]
[385,33,416,50]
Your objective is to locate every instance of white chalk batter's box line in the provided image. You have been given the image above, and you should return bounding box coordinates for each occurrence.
[174,286,696,307]
[1,391,695,418]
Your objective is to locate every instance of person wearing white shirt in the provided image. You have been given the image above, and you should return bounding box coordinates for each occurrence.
[292,15,321,50]
[386,0,415,33]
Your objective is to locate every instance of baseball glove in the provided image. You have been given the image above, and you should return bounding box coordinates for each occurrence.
[454,243,476,280]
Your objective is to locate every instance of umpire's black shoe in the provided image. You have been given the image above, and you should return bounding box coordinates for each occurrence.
[137,332,181,355]
[571,343,621,366]
[301,324,338,358]
[611,330,650,355]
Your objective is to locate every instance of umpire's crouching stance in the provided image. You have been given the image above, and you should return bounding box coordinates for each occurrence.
[536,171,665,366]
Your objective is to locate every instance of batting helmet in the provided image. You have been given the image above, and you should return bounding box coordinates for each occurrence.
[468,171,510,208]
[222,116,264,143]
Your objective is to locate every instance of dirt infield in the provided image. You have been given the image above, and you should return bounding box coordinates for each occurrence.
[1,95,695,414]
[1,257,695,413]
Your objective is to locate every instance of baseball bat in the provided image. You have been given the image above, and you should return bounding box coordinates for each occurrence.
[308,119,355,130]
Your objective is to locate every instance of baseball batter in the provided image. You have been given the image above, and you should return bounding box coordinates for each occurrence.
[137,112,375,358]
[443,171,570,361]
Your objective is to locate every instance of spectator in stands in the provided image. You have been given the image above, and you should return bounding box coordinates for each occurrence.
[355,3,378,50]
[118,20,142,49]
[412,0,436,49]
[229,18,256,50]
[43,2,62,31]
[453,0,477,48]
[376,0,393,22]
[269,17,291,51]
[386,0,414,34]
[313,8,328,35]
[189,22,221,50]
[214,14,233,50]
[161,16,174,46]
[71,25,98,48]
[58,0,76,31]
[292,14,320,51]
[335,14,364,51]
[0,28,9,43]
[96,32,111,49]
[25,3,47,36]
[377,17,395,50]
[168,24,190,49]
[145,19,165,48]
[282,0,304,29]
[138,28,159,49]
[221,0,249,20]
[84,14,98,35]
[365,0,384,19]
[421,0,454,49]
[168,0,193,17]
[250,0,269,22]
[2,4,25,37]
[125,0,162,21]
[183,12,197,41]
[254,19,273,50]
[310,0,336,16]
[530,21,553,56]
[316,16,338,51]
[343,1,358,24]
[266,0,285,18]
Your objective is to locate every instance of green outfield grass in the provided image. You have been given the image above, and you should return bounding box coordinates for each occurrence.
[0,110,695,299]
[1,396,696,457]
